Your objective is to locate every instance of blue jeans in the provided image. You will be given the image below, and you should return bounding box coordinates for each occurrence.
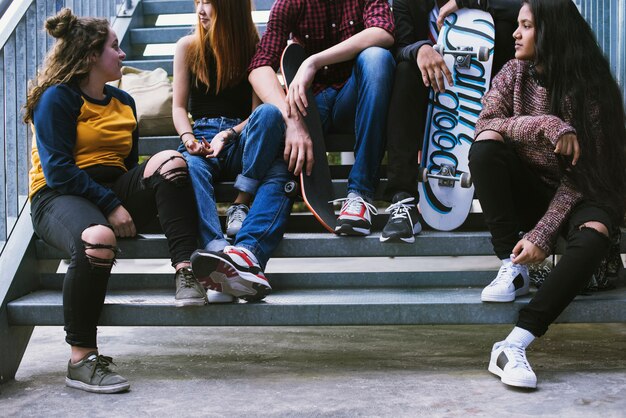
[180,104,291,268]
[315,47,395,200]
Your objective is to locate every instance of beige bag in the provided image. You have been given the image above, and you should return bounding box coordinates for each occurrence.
[109,66,176,136]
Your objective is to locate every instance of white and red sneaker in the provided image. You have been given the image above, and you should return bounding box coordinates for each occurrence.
[191,246,271,301]
[333,192,378,236]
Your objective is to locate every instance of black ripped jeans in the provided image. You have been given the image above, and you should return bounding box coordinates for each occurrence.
[31,160,198,348]
[469,140,615,336]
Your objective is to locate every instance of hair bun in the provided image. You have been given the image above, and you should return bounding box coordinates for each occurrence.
[45,8,78,39]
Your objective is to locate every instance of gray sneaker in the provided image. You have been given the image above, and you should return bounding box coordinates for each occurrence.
[175,266,208,307]
[66,352,130,394]
[225,203,249,237]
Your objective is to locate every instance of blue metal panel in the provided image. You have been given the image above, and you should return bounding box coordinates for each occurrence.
[45,0,54,49]
[4,33,18,222]
[0,50,5,242]
[575,0,626,105]
[16,22,29,198]
[72,0,80,15]
[36,0,46,65]
[26,5,38,183]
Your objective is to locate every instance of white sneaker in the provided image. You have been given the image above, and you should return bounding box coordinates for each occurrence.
[488,340,537,389]
[225,204,249,238]
[481,259,530,302]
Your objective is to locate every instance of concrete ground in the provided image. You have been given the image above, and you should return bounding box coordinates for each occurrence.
[1,323,625,417]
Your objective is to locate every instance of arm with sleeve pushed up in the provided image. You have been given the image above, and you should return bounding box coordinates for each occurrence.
[33,85,123,216]
[293,0,394,76]
[475,60,576,145]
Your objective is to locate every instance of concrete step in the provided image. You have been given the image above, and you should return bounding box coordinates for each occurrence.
[123,59,173,75]
[39,270,498,291]
[142,0,195,15]
[130,26,192,45]
[129,25,267,48]
[36,231,497,260]
[34,229,626,261]
[8,287,626,326]
[142,0,276,15]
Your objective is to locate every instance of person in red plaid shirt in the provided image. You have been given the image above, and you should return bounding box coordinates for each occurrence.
[248,0,396,236]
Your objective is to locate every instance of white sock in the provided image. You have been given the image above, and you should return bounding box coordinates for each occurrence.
[505,326,536,348]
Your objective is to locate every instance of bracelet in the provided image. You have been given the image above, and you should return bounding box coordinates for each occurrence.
[179,131,194,142]
[227,127,238,138]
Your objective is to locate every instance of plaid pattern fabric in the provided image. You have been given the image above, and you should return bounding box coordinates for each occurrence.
[249,0,394,94]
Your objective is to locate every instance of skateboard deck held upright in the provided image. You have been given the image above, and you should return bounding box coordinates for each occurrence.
[280,43,336,233]
[419,9,495,231]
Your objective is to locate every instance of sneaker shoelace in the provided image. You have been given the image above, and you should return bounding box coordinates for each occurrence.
[489,263,516,287]
[90,355,116,379]
[178,268,197,288]
[507,344,532,371]
[227,205,247,227]
[331,195,378,216]
[384,197,416,225]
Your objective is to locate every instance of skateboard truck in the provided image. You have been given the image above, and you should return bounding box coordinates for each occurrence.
[284,179,301,198]
[433,45,489,69]
[420,165,472,188]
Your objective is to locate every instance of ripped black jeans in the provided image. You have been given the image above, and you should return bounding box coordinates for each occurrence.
[469,140,615,336]
[31,159,198,348]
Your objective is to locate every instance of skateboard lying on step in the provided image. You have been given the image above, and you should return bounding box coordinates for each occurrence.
[280,43,337,233]
[418,8,495,231]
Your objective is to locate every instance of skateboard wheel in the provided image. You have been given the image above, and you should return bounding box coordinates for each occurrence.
[433,44,444,56]
[284,180,299,197]
[460,172,472,188]
[418,167,429,182]
[478,46,489,62]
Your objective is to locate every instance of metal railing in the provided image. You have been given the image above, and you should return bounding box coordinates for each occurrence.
[0,0,128,253]
[575,0,626,103]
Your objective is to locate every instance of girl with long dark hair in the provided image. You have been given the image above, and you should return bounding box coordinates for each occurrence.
[174,0,291,301]
[468,0,626,388]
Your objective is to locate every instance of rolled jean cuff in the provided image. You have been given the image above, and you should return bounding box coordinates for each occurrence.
[234,174,260,196]
[65,332,97,349]
[206,238,229,253]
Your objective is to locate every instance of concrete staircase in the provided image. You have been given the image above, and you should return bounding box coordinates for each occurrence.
[2,0,625,384]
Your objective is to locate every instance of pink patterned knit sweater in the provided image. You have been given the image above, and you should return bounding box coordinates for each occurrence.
[475,59,583,254]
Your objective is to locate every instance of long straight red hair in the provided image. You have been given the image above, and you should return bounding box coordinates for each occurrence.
[186,0,259,93]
